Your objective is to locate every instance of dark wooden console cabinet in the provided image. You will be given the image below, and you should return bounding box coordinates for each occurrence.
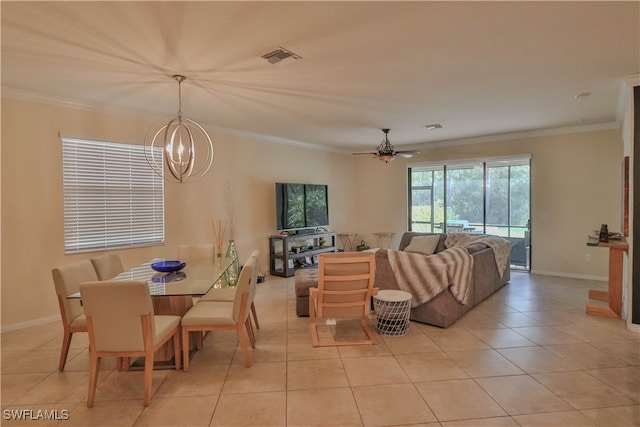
[269,231,337,277]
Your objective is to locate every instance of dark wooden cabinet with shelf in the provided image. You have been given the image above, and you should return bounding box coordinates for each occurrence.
[269,231,337,277]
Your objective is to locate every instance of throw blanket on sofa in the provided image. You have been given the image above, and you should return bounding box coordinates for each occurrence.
[387,247,474,307]
[445,234,511,278]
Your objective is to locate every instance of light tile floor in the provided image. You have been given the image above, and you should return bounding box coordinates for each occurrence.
[2,272,639,426]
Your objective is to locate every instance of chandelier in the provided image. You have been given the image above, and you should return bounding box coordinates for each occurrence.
[144,75,213,183]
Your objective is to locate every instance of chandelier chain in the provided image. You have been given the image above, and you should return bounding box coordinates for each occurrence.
[174,75,185,119]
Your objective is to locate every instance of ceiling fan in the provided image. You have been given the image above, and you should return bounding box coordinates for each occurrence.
[353,129,419,163]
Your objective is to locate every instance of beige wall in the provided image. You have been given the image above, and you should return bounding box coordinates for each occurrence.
[353,129,623,279]
[1,97,623,328]
[0,98,357,328]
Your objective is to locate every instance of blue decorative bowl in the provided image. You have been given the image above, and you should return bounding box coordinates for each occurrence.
[151,260,186,273]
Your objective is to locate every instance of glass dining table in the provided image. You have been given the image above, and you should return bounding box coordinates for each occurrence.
[68,256,236,365]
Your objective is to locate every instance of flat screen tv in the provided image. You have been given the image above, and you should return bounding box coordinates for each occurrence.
[275,182,329,232]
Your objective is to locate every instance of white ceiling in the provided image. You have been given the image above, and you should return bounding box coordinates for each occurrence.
[2,1,639,153]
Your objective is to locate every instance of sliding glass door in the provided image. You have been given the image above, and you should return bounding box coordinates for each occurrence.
[408,157,531,270]
[408,166,443,232]
[445,163,484,233]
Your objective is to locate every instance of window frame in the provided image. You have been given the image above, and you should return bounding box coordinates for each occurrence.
[62,138,165,254]
[407,156,531,237]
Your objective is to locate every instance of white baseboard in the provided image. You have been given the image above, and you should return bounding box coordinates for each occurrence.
[1,314,60,333]
[530,269,607,282]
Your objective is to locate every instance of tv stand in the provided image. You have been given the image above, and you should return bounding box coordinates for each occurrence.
[269,231,337,277]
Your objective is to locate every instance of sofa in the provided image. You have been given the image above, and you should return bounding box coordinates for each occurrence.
[374,232,510,327]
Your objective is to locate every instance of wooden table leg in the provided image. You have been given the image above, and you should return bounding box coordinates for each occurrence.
[607,247,624,316]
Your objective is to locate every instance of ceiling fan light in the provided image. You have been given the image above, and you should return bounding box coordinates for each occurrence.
[379,153,394,163]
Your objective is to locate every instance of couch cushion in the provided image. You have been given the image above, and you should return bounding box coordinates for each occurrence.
[399,232,447,253]
[464,242,489,254]
[403,235,440,255]
[294,269,318,297]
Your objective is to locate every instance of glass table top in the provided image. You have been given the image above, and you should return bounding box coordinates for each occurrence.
[67,256,235,298]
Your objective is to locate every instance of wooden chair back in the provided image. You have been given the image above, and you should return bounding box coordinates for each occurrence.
[315,252,376,319]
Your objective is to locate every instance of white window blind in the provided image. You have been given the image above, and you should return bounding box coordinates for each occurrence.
[62,138,165,253]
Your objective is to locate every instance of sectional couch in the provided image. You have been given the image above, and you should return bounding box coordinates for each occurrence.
[374,232,510,327]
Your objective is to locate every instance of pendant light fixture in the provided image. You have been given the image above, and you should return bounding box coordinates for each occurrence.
[144,75,213,183]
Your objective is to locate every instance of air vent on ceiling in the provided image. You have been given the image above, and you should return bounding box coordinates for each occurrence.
[424,123,443,130]
[261,47,302,64]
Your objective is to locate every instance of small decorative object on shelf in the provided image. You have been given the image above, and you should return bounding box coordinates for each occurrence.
[225,239,240,286]
[587,235,599,246]
[356,240,370,251]
[598,224,609,243]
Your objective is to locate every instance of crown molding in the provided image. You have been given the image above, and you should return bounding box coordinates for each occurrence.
[1,85,343,153]
[2,86,155,120]
[1,85,622,155]
[405,121,621,151]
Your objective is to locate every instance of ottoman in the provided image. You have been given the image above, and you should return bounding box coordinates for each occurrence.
[294,269,318,317]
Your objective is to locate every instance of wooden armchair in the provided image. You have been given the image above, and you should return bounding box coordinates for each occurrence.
[309,252,378,347]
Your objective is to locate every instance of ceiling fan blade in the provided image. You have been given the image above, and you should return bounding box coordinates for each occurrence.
[352,152,378,156]
[394,150,419,158]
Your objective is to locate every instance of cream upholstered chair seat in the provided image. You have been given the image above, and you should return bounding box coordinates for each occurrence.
[69,315,87,329]
[181,302,239,326]
[80,280,181,407]
[152,317,183,343]
[51,259,100,371]
[181,252,259,370]
[90,253,124,280]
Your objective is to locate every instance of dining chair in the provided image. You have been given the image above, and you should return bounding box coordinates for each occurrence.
[181,254,258,370]
[309,252,378,347]
[51,259,100,371]
[177,243,215,260]
[90,253,124,280]
[80,280,181,407]
[198,250,261,330]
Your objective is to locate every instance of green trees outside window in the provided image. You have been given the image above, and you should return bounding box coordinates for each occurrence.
[409,158,530,239]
